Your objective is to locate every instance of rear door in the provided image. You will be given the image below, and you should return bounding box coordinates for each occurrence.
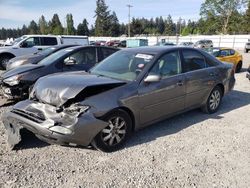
[138,50,186,125]
[62,47,97,72]
[182,49,217,108]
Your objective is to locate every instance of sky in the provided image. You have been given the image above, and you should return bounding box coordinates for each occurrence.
[0,0,204,29]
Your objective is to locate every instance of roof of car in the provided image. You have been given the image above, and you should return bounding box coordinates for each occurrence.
[120,46,198,54]
[61,45,119,51]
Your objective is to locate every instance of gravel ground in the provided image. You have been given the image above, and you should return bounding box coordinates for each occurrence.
[0,51,250,188]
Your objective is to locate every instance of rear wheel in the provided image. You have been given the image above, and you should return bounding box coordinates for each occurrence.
[244,48,248,53]
[202,86,222,114]
[91,110,132,152]
[236,61,242,73]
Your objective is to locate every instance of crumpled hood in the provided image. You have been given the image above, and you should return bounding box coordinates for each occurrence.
[32,71,126,107]
[1,64,44,79]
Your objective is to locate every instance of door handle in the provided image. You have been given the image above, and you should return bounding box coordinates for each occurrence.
[177,81,183,86]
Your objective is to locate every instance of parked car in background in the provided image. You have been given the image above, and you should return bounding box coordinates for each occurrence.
[179,42,194,47]
[0,35,89,69]
[156,42,175,46]
[0,35,61,68]
[244,41,250,53]
[205,47,243,73]
[194,40,213,48]
[0,46,119,101]
[118,40,126,48]
[92,41,106,46]
[6,44,79,70]
[3,47,235,152]
[106,40,120,47]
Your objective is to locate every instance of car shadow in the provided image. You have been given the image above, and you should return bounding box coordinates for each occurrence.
[125,89,250,149]
[12,129,49,150]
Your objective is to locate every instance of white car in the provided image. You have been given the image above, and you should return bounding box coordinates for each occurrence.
[0,35,62,68]
[0,35,89,69]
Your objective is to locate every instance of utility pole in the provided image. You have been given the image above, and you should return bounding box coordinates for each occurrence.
[127,4,133,37]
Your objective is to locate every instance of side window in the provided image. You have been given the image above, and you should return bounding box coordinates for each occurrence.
[64,48,96,65]
[220,50,230,57]
[149,51,181,78]
[183,50,206,72]
[21,37,40,48]
[101,48,117,59]
[230,49,235,55]
[41,37,58,45]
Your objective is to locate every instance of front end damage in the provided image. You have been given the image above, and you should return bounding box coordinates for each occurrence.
[3,99,109,149]
[0,82,30,101]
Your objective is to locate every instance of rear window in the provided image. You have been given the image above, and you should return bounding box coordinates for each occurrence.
[182,50,206,72]
[41,37,58,46]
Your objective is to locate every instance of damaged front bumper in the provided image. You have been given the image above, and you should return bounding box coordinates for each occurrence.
[3,100,108,149]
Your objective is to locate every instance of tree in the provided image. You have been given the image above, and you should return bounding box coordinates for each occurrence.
[39,15,47,34]
[77,19,89,36]
[200,0,247,34]
[243,1,250,33]
[164,15,175,35]
[94,0,111,36]
[49,14,63,35]
[109,11,120,36]
[66,14,75,35]
[28,20,39,34]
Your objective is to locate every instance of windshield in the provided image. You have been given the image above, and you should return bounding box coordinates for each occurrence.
[37,48,73,65]
[13,36,27,46]
[91,50,154,81]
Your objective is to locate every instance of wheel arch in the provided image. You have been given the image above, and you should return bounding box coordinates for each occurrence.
[0,52,15,58]
[215,83,225,96]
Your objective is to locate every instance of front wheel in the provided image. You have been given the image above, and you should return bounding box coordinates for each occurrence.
[202,86,222,114]
[91,110,132,152]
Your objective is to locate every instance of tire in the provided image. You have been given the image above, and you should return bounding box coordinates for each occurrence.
[202,86,222,114]
[91,109,132,152]
[0,55,13,69]
[244,49,248,53]
[236,61,242,73]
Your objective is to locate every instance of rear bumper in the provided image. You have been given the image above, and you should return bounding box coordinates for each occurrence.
[3,100,108,148]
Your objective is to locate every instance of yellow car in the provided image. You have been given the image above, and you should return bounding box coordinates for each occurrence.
[207,47,243,73]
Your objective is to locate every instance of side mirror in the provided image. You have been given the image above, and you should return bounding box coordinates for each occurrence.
[144,74,161,83]
[64,58,76,65]
[20,42,28,48]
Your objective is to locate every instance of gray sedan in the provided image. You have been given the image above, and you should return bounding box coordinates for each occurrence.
[3,47,235,152]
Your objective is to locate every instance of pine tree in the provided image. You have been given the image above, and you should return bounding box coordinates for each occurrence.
[94,0,111,36]
[77,19,89,36]
[109,11,120,36]
[28,20,39,34]
[49,14,64,35]
[39,15,47,34]
[66,14,75,35]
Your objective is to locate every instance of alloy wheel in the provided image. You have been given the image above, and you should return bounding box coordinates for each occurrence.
[209,90,221,110]
[101,116,127,146]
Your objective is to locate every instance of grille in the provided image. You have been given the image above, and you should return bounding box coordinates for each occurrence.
[12,109,45,123]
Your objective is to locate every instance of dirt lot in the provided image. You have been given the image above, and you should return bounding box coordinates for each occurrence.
[0,51,250,188]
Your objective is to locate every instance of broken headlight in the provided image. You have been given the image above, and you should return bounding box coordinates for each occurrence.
[64,103,90,116]
[3,75,22,86]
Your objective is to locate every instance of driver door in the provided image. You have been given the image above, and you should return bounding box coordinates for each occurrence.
[63,47,97,72]
[138,50,186,125]
[17,37,41,56]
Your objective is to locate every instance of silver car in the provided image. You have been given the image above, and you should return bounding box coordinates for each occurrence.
[3,47,235,152]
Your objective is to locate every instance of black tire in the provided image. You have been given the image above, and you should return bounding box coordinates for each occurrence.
[236,61,242,73]
[0,55,13,69]
[91,109,132,152]
[202,86,222,114]
[244,49,248,53]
